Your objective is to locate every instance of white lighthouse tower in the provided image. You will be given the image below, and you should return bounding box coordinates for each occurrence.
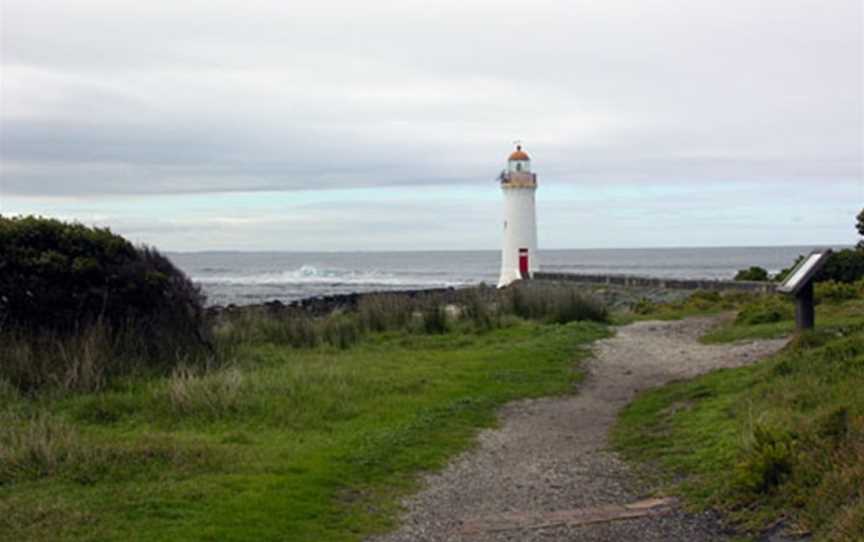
[498,144,539,287]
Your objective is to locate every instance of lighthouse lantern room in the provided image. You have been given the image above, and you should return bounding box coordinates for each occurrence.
[497,144,539,287]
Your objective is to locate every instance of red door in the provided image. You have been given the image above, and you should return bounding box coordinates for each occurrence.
[519,248,529,278]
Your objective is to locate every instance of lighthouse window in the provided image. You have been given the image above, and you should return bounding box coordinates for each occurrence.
[515,163,522,171]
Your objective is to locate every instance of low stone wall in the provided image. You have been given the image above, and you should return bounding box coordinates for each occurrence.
[533,272,776,294]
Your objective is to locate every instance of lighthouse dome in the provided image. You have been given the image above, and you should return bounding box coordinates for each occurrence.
[508,145,530,161]
[507,144,531,173]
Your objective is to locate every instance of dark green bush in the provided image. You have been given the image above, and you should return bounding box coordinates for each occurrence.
[856,208,863,250]
[735,266,770,282]
[776,250,864,284]
[819,249,864,284]
[0,216,210,389]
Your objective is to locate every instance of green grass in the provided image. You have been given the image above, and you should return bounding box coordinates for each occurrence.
[0,320,607,541]
[612,298,864,541]
[612,290,754,325]
[701,299,864,344]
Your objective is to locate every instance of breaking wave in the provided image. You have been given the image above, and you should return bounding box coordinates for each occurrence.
[193,265,468,288]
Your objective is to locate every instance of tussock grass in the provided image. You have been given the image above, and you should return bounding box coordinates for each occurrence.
[166,366,246,419]
[0,322,218,393]
[613,298,864,541]
[0,406,221,486]
[215,284,607,355]
[505,282,608,324]
[0,410,80,483]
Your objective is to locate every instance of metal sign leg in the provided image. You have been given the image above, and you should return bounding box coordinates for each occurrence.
[795,281,815,330]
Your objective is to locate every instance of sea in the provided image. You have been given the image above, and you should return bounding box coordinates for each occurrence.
[168,246,835,307]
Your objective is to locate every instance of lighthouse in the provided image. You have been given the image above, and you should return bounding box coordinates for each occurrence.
[497,144,539,287]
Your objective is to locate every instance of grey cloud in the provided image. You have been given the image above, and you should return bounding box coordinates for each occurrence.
[1,0,861,198]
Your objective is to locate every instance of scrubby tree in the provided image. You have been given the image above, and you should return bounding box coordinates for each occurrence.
[857,208,864,249]
[734,266,770,282]
[0,215,210,361]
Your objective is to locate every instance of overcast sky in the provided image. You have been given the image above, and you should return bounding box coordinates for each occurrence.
[1,0,861,251]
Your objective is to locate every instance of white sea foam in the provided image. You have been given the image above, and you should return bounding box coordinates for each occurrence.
[193,265,468,287]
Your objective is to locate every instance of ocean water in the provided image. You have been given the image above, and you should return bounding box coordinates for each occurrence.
[169,246,831,306]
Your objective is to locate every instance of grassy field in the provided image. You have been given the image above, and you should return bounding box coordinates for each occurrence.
[613,296,864,541]
[0,318,607,541]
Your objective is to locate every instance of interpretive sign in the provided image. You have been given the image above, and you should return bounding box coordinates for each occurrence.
[777,250,832,330]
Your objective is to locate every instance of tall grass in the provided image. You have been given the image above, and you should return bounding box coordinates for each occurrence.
[504,283,608,324]
[0,409,81,484]
[0,321,217,393]
[166,366,246,419]
[2,282,607,393]
[215,283,607,353]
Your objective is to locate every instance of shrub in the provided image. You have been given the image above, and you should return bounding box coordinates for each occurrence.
[776,249,864,284]
[816,281,860,304]
[736,296,794,325]
[735,424,795,494]
[819,249,864,284]
[0,216,211,389]
[856,208,863,249]
[735,266,770,282]
[0,216,207,342]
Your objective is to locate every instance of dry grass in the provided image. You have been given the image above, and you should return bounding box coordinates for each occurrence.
[165,366,246,418]
[0,410,80,483]
[0,325,113,392]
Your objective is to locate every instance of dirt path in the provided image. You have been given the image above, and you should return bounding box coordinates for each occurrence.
[372,316,788,542]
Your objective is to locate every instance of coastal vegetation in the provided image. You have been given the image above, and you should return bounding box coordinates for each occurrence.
[1,216,612,541]
[614,283,864,540]
[0,312,608,541]
[0,216,211,391]
[733,266,770,282]
[5,215,863,540]
[734,207,864,284]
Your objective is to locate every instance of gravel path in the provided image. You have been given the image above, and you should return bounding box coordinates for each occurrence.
[371,316,788,542]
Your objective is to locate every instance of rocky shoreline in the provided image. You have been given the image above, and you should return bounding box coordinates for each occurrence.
[205,286,470,318]
[205,279,717,319]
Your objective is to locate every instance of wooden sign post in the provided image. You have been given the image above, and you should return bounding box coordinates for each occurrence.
[777,250,833,331]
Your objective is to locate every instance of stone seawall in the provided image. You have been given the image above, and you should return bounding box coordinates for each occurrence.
[533,272,776,294]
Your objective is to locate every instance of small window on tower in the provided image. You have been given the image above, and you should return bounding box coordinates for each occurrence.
[516,163,522,171]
